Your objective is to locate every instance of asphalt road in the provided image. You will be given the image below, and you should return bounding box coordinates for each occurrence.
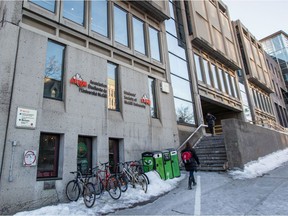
[111,162,288,215]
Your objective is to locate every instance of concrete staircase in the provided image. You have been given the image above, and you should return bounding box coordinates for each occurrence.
[194,135,228,172]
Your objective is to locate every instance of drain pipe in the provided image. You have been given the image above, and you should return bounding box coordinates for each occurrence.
[0,27,21,184]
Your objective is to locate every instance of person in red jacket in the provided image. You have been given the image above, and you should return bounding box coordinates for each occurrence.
[181,143,200,190]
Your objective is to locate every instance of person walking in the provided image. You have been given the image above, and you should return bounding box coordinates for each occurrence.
[181,143,200,190]
[206,112,216,136]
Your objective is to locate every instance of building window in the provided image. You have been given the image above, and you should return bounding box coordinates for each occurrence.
[149,26,161,62]
[193,54,203,82]
[203,59,211,86]
[169,53,189,79]
[91,0,108,37]
[211,64,219,90]
[30,0,56,12]
[44,40,65,100]
[108,62,119,111]
[37,133,60,179]
[219,69,227,94]
[224,72,232,96]
[148,77,158,118]
[63,0,85,25]
[174,98,195,124]
[133,17,146,55]
[77,136,92,174]
[114,5,128,46]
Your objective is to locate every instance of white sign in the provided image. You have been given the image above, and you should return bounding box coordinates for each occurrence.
[23,150,37,166]
[16,107,37,129]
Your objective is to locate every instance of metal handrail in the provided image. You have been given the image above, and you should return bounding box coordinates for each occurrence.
[176,124,208,151]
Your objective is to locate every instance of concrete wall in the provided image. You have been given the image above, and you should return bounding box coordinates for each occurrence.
[222,119,288,169]
[0,26,179,214]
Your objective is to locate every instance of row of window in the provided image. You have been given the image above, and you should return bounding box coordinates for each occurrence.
[37,133,120,179]
[167,0,195,125]
[44,40,158,117]
[28,0,161,62]
[194,53,239,99]
[251,88,274,115]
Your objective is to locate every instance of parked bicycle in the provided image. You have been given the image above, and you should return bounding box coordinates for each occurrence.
[65,170,96,208]
[90,162,122,200]
[121,160,148,193]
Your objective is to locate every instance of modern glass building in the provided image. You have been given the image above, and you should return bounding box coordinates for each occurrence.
[260,31,288,104]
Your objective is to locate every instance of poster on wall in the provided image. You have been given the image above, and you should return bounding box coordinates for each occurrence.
[23,150,37,166]
[16,107,37,129]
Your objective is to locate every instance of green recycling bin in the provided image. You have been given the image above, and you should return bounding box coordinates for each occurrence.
[142,152,154,173]
[153,151,165,180]
[167,148,181,178]
[162,150,173,179]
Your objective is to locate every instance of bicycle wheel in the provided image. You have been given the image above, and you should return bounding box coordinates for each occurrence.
[117,173,129,192]
[92,175,103,199]
[138,174,148,193]
[83,182,96,208]
[66,180,81,201]
[142,173,150,184]
[107,176,121,200]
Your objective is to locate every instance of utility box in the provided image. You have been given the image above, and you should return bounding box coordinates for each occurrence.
[167,148,181,178]
[141,152,154,173]
[153,151,165,180]
[162,150,173,179]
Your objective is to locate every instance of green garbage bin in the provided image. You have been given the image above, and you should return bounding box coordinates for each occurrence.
[167,148,181,178]
[142,152,154,173]
[153,151,165,180]
[162,150,173,179]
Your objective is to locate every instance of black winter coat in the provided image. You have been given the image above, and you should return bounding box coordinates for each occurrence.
[181,148,200,171]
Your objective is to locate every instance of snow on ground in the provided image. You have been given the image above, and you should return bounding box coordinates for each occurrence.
[14,147,288,215]
[229,147,288,179]
[14,171,186,216]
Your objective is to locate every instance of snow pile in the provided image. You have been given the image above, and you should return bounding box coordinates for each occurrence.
[229,148,288,179]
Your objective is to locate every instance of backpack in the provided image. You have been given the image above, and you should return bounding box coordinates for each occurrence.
[181,150,193,164]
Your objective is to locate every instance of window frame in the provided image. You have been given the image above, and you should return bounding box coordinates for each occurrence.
[107,62,120,111]
[24,0,60,21]
[148,77,158,118]
[37,133,60,180]
[43,40,65,101]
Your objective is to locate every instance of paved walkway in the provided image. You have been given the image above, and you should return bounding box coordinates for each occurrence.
[111,162,288,215]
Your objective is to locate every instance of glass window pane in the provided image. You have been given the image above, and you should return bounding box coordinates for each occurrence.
[174,98,195,124]
[114,6,128,46]
[91,0,108,37]
[224,72,232,96]
[77,137,92,174]
[133,17,146,55]
[149,27,161,61]
[63,0,85,25]
[166,33,185,60]
[211,64,219,90]
[148,77,157,118]
[168,53,189,79]
[193,54,203,82]
[219,69,226,93]
[231,76,238,98]
[203,59,211,86]
[108,63,119,110]
[44,41,65,100]
[171,75,192,101]
[30,0,55,12]
[37,133,59,178]
[165,19,177,37]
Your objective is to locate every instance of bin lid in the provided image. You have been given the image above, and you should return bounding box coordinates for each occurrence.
[153,151,163,158]
[166,148,177,154]
[142,152,153,157]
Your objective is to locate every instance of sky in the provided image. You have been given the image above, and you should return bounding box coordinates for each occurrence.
[14,147,288,216]
[224,0,288,40]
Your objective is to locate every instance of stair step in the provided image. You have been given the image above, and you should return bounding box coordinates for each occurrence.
[198,166,226,171]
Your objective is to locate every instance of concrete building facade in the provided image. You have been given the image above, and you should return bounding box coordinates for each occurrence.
[0,0,288,214]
